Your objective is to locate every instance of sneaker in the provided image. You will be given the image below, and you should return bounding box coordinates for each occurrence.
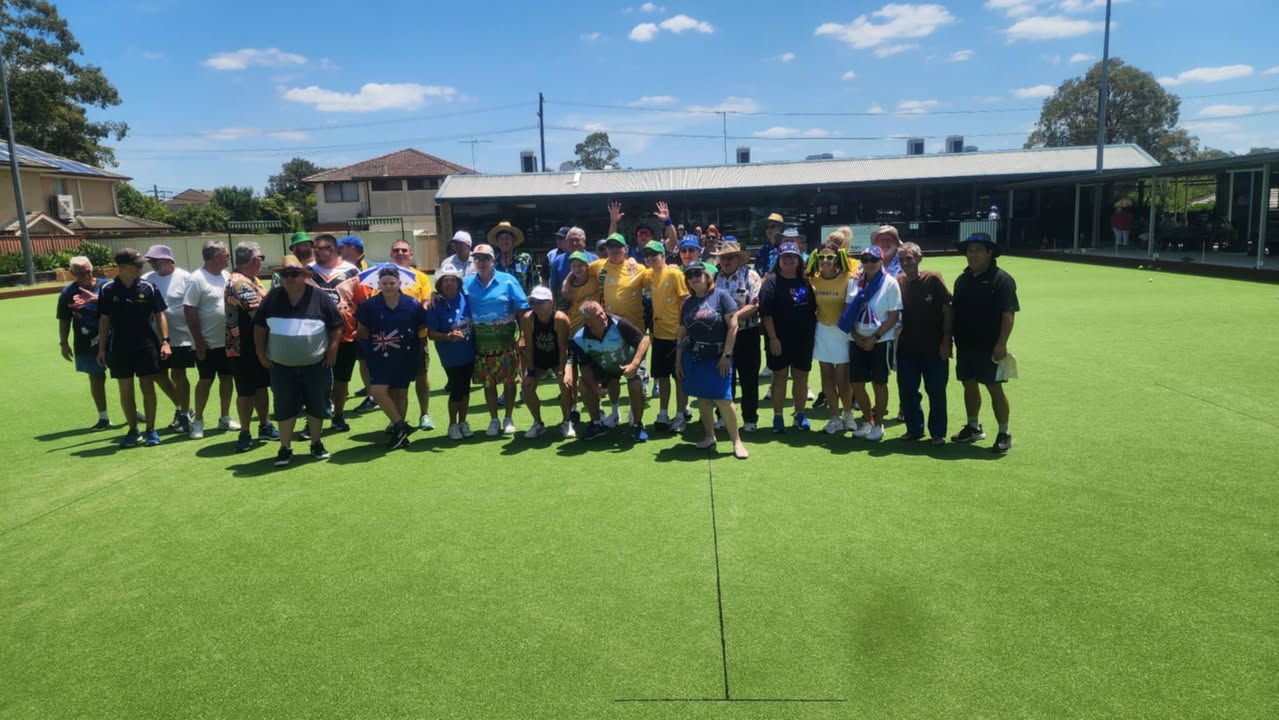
[899,431,926,442]
[486,418,501,437]
[671,414,687,433]
[189,419,205,440]
[92,417,111,430]
[581,421,606,441]
[603,408,620,429]
[772,415,786,434]
[354,387,369,397]
[813,391,827,408]
[763,387,772,401]
[119,430,142,448]
[447,423,463,441]
[992,432,1013,454]
[144,430,161,446]
[259,422,280,441]
[234,430,254,453]
[842,410,855,428]
[650,381,660,398]
[930,436,946,446]
[793,412,811,431]
[822,417,845,435]
[866,423,884,441]
[714,417,726,431]
[299,428,311,441]
[502,417,517,435]
[525,421,546,439]
[806,390,816,402]
[852,421,873,439]
[354,397,379,414]
[178,411,193,434]
[385,423,396,434]
[168,409,184,431]
[135,411,147,424]
[330,415,351,432]
[218,416,241,431]
[273,447,293,467]
[560,421,576,438]
[742,422,757,433]
[388,423,413,450]
[310,441,330,460]
[759,366,772,378]
[951,424,986,443]
[654,410,671,431]
[631,422,649,443]
[459,421,474,438]
[419,413,435,431]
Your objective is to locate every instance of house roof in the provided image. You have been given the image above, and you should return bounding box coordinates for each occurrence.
[0,143,130,180]
[304,148,475,183]
[435,144,1160,201]
[71,214,175,233]
[3,212,78,235]
[164,189,215,209]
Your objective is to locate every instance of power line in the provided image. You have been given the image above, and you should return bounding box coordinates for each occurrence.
[126,102,533,138]
[122,126,537,156]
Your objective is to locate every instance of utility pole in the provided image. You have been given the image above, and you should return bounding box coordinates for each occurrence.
[457,139,491,172]
[0,51,34,285]
[153,184,161,201]
[538,92,547,172]
[1096,0,1113,172]
[719,111,727,165]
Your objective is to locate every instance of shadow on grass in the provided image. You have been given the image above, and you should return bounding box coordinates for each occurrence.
[34,426,110,443]
[227,456,306,478]
[653,443,713,463]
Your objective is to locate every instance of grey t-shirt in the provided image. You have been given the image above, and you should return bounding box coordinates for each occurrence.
[253,285,343,367]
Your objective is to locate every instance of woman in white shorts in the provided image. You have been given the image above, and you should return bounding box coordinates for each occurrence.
[806,239,859,434]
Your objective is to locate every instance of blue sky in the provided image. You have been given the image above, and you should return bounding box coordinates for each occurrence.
[53,0,1279,196]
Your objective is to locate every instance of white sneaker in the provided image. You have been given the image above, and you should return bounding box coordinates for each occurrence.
[218,416,241,431]
[742,422,757,433]
[525,421,545,439]
[189,419,205,440]
[671,414,687,432]
[852,421,873,438]
[419,413,435,431]
[486,418,501,436]
[822,417,846,434]
[656,410,671,427]
[807,390,816,402]
[447,423,463,440]
[866,423,884,441]
[763,387,772,400]
[560,421,576,438]
[759,366,772,378]
[502,417,517,435]
[459,421,474,438]
[603,408,620,428]
[842,410,855,428]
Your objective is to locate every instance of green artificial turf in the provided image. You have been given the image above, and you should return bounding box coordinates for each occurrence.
[1,257,1275,719]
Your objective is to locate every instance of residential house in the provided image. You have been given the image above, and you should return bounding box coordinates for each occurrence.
[304,148,474,235]
[164,188,214,211]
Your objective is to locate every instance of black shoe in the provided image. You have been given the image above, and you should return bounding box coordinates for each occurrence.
[310,441,330,460]
[330,415,350,432]
[388,422,414,450]
[299,428,311,441]
[580,421,606,441]
[273,447,293,467]
[354,387,369,397]
[950,424,986,443]
[899,431,926,442]
[569,409,581,425]
[992,432,1012,454]
[354,397,378,414]
[92,417,111,430]
[813,391,827,408]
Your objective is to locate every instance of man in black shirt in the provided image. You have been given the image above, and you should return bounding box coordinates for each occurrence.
[97,249,174,448]
[950,233,1019,454]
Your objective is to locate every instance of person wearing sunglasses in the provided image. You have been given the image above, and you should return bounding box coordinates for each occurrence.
[838,245,902,441]
[708,239,764,432]
[806,243,858,435]
[676,262,748,459]
[752,212,786,276]
[759,241,818,433]
[641,239,691,432]
[225,241,279,452]
[308,234,361,434]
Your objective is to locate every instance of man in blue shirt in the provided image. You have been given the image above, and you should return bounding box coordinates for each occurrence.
[548,226,596,301]
[752,212,786,275]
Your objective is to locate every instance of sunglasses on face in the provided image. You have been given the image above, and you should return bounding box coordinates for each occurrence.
[391,248,411,254]
[817,254,837,262]
[686,270,706,279]
[861,257,881,263]
[280,270,304,278]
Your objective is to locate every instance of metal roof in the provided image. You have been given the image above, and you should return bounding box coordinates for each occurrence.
[435,144,1159,201]
[1005,150,1279,190]
[0,144,130,180]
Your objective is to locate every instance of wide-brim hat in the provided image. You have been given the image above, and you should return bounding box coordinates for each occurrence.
[872,224,901,245]
[143,244,175,262]
[434,267,464,288]
[766,212,784,225]
[277,254,306,270]
[289,231,312,247]
[710,240,747,258]
[487,221,524,247]
[958,232,1000,257]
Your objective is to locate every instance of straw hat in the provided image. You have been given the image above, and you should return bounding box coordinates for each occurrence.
[486,221,525,247]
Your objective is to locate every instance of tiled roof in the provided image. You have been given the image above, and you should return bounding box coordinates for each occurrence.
[304,148,475,183]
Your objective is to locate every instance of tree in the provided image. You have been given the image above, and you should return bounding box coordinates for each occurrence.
[265,158,326,228]
[211,186,260,223]
[115,183,174,223]
[0,0,127,166]
[1026,58,1200,164]
[573,131,620,170]
[257,193,302,232]
[172,204,230,233]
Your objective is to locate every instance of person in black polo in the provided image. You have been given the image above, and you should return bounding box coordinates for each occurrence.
[96,248,174,448]
[950,232,1019,454]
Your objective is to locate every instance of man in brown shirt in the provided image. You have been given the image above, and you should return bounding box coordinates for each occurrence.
[894,242,952,443]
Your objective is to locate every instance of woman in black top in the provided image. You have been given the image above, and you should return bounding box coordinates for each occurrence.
[520,286,574,439]
[758,242,818,434]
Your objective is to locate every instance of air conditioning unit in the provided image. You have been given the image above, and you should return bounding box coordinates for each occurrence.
[945,135,964,153]
[52,194,75,221]
[520,151,537,173]
[736,146,751,164]
[907,138,925,155]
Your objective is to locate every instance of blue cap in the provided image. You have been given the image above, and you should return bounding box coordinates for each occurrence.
[678,235,702,251]
[337,235,364,252]
[860,245,883,260]
[777,242,803,258]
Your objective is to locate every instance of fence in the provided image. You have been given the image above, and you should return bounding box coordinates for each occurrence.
[0,235,85,255]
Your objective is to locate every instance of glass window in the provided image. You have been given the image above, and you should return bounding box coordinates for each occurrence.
[324,182,358,203]
[370,179,401,192]
[406,178,430,191]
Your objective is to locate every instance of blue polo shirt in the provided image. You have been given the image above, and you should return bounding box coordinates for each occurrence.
[425,293,475,369]
[463,271,530,354]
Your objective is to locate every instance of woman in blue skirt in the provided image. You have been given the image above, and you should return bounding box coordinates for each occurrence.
[676,261,747,459]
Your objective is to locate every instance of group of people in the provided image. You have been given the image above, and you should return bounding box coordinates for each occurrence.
[57,203,1019,465]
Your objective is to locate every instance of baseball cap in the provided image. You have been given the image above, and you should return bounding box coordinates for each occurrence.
[451,230,473,247]
[682,261,717,278]
[554,226,571,239]
[604,232,627,247]
[114,248,143,266]
[471,243,495,257]
[777,242,803,258]
[860,245,884,261]
[642,240,666,255]
[568,250,592,264]
[529,285,553,302]
[337,235,364,252]
[143,244,175,262]
[678,235,702,251]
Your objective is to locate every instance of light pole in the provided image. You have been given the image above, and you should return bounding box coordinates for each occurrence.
[0,51,35,285]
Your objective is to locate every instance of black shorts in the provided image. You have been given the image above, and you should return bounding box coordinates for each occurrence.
[765,333,814,373]
[444,362,474,403]
[270,363,332,421]
[231,355,271,396]
[332,342,359,383]
[956,347,1001,385]
[162,346,197,370]
[109,346,163,380]
[849,339,893,384]
[650,338,677,379]
[196,347,232,379]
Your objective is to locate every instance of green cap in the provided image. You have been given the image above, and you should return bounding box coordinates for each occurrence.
[683,260,717,278]
[604,232,627,247]
[642,240,666,255]
[289,231,312,247]
[568,250,592,264]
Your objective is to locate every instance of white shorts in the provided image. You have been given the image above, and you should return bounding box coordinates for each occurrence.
[813,322,850,365]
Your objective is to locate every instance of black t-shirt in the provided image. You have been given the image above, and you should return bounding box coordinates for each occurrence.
[98,277,166,352]
[952,261,1019,350]
[56,278,108,355]
[758,273,817,338]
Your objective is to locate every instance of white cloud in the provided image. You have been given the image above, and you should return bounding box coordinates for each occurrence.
[1198,104,1252,118]
[1005,16,1105,41]
[205,127,261,141]
[660,14,714,34]
[203,48,307,71]
[984,0,1045,17]
[1158,65,1254,87]
[1058,0,1109,10]
[897,99,938,114]
[639,2,665,12]
[842,70,857,80]
[779,52,796,62]
[1263,103,1279,112]
[1069,52,1093,63]
[281,83,458,113]
[752,127,831,138]
[1182,121,1241,134]
[317,58,340,71]
[949,49,974,62]
[867,103,885,114]
[1013,84,1055,98]
[815,4,956,53]
[628,95,679,106]
[687,96,762,113]
[268,130,310,142]
[875,43,918,57]
[1265,66,1279,75]
[581,31,602,42]
[629,23,659,41]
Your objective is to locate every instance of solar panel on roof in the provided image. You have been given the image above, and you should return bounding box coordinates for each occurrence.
[0,143,124,178]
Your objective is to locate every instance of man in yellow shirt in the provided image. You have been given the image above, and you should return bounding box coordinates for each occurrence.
[590,233,646,328]
[641,240,690,431]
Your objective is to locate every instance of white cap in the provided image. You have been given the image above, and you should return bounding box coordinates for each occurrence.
[529,285,553,302]
[451,230,473,246]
